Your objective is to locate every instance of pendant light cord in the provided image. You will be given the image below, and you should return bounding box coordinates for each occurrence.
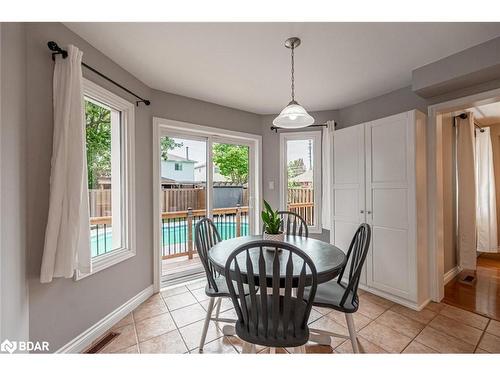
[291,44,295,102]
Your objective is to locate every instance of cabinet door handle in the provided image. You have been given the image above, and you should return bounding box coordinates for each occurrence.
[367,211,372,214]
[360,210,364,213]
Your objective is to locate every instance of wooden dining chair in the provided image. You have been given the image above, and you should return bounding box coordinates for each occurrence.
[305,223,371,353]
[262,211,309,238]
[224,240,318,353]
[194,217,236,352]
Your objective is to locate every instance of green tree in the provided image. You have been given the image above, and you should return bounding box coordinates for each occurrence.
[160,137,183,161]
[288,158,306,178]
[85,100,111,189]
[212,144,248,185]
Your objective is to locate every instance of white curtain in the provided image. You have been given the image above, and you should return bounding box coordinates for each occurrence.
[40,45,91,283]
[321,120,335,231]
[456,113,477,271]
[475,127,498,253]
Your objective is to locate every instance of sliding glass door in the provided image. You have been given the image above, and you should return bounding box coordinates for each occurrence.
[159,131,254,283]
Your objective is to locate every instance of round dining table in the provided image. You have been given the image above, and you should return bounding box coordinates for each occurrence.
[208,235,347,285]
[207,235,347,345]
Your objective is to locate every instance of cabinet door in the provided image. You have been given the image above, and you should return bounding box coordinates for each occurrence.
[332,124,366,285]
[365,112,416,300]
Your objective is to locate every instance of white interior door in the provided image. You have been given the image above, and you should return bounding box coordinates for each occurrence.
[365,112,415,299]
[332,124,367,284]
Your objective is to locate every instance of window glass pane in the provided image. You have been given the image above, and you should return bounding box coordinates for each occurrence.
[86,98,123,257]
[212,142,250,238]
[160,137,207,278]
[286,138,314,225]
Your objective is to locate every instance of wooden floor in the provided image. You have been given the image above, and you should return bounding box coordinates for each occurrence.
[444,253,500,321]
[162,256,203,280]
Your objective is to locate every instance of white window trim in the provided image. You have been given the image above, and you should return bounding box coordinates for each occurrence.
[279,131,322,233]
[152,117,262,292]
[76,78,136,280]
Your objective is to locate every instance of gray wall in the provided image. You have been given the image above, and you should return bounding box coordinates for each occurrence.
[23,22,263,352]
[261,109,339,242]
[0,23,29,344]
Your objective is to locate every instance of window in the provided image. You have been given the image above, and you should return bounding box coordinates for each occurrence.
[78,78,135,279]
[280,131,322,233]
[174,163,183,171]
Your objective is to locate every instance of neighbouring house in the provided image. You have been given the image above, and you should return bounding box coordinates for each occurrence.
[194,161,228,182]
[161,153,197,182]
[289,169,313,188]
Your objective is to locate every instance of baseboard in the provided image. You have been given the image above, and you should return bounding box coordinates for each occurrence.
[444,266,461,285]
[357,284,429,311]
[56,284,154,353]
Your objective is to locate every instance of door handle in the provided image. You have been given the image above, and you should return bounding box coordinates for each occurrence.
[367,211,372,214]
[360,210,364,213]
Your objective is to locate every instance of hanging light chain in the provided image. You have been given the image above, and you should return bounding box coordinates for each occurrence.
[291,43,295,102]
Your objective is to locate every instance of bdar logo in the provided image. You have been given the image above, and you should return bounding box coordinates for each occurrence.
[1,339,17,354]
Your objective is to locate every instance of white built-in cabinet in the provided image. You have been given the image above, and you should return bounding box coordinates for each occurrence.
[332,110,428,310]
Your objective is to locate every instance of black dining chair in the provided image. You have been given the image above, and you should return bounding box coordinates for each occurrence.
[262,210,309,238]
[305,223,371,353]
[194,218,235,352]
[224,240,318,353]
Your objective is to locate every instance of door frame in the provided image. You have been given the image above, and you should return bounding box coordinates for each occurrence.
[152,117,262,292]
[428,87,500,302]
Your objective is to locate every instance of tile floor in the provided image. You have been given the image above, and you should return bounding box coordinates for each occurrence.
[92,279,500,354]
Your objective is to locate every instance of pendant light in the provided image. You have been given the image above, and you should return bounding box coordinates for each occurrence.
[273,37,314,129]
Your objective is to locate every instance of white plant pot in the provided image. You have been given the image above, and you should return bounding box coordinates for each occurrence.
[263,231,285,242]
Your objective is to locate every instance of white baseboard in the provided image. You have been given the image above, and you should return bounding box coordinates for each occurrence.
[357,284,429,311]
[56,284,154,353]
[444,266,461,285]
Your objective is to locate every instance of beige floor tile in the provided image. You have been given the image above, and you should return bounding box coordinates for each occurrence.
[402,341,438,354]
[258,347,289,354]
[133,294,168,322]
[475,347,491,354]
[359,321,412,353]
[425,302,445,313]
[478,332,500,353]
[429,314,483,345]
[179,319,223,350]
[186,280,207,290]
[486,319,500,337]
[218,308,238,320]
[356,299,388,320]
[194,337,237,354]
[135,312,177,342]
[312,306,333,315]
[308,308,323,324]
[414,326,475,353]
[335,336,387,354]
[389,305,437,325]
[170,303,208,327]
[139,330,188,354]
[104,344,140,354]
[101,324,138,353]
[190,287,210,302]
[303,343,334,354]
[439,305,489,330]
[309,315,348,348]
[163,292,198,311]
[200,297,234,313]
[375,310,425,339]
[360,293,394,309]
[161,285,189,298]
[327,310,371,332]
[113,313,134,329]
[226,335,265,353]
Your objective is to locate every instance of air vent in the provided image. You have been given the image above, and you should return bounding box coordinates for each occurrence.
[458,274,476,286]
[84,331,119,354]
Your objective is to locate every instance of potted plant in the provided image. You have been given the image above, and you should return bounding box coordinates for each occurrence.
[261,200,284,242]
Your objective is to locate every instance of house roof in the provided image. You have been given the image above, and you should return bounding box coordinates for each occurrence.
[290,169,313,183]
[165,153,196,162]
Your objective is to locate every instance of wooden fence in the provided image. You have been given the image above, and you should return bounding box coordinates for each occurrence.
[287,188,314,225]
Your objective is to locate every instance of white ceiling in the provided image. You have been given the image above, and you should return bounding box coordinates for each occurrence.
[471,102,500,126]
[65,23,500,114]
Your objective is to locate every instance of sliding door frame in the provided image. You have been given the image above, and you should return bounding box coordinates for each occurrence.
[152,117,262,292]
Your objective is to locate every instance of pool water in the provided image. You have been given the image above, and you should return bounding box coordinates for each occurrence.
[91,222,249,257]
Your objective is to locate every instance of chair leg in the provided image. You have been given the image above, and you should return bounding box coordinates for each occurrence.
[242,341,256,354]
[345,313,360,353]
[293,345,306,354]
[214,297,222,319]
[270,347,276,354]
[199,297,215,352]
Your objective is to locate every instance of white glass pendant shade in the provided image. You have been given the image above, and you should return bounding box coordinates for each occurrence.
[272,101,315,129]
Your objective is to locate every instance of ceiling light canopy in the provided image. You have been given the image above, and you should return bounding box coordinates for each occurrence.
[273,37,314,129]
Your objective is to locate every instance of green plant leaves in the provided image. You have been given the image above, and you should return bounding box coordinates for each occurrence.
[262,200,282,235]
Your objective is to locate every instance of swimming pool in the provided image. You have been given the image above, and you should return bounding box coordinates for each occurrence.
[91,221,249,257]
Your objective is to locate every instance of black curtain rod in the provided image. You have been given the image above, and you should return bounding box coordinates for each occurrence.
[270,123,329,133]
[454,113,485,133]
[47,41,151,106]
